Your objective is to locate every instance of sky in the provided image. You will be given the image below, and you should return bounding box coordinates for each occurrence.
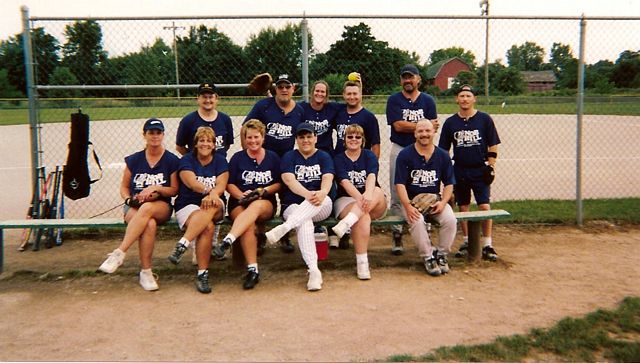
[2,0,639,41]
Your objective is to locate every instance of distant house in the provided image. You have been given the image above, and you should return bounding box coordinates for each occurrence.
[425,57,472,91]
[520,70,557,92]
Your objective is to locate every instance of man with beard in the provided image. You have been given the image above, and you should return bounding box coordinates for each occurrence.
[386,64,439,256]
[395,120,456,277]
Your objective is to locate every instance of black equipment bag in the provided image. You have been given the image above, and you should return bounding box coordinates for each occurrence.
[62,111,102,200]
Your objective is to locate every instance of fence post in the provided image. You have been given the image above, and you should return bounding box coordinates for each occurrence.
[575,15,587,227]
[301,14,309,102]
[21,6,41,206]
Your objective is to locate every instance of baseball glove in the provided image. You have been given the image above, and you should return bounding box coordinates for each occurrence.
[238,187,267,207]
[482,164,495,185]
[248,73,273,96]
[410,193,440,214]
[124,197,142,209]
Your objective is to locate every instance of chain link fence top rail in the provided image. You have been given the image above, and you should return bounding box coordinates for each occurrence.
[3,15,638,218]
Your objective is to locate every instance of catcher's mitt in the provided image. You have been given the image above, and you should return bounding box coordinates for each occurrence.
[482,164,495,185]
[124,197,142,209]
[238,187,267,207]
[248,73,273,96]
[410,193,440,214]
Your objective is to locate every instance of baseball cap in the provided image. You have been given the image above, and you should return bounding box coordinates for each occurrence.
[456,84,477,95]
[274,74,294,85]
[198,82,218,95]
[143,118,165,132]
[400,64,420,76]
[295,122,315,135]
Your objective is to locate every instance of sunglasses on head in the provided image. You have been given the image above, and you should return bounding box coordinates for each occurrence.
[346,135,362,140]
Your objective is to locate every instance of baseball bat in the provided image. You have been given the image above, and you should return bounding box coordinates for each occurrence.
[19,167,46,251]
[55,191,64,246]
[44,166,62,248]
[32,170,54,251]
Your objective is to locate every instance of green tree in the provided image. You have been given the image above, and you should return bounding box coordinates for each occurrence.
[310,22,416,94]
[244,23,308,87]
[62,20,107,85]
[550,42,578,89]
[177,25,246,95]
[494,67,525,95]
[453,70,477,89]
[507,41,545,71]
[0,69,22,97]
[611,50,640,88]
[428,47,476,68]
[48,67,81,101]
[0,27,60,95]
[586,60,615,90]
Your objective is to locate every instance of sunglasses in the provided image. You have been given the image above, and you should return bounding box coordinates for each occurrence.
[277,85,292,89]
[346,135,362,140]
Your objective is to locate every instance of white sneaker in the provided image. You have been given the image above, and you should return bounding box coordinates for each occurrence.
[329,235,340,249]
[331,220,350,239]
[265,224,289,246]
[139,269,159,291]
[307,269,323,291]
[357,262,371,280]
[98,249,125,273]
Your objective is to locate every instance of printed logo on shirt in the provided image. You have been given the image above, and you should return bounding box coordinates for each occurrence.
[133,173,167,189]
[308,119,330,135]
[266,122,293,140]
[241,170,273,185]
[410,169,438,188]
[348,169,367,187]
[336,124,348,139]
[197,175,217,189]
[453,130,482,147]
[402,109,425,122]
[294,164,322,183]
[216,135,225,150]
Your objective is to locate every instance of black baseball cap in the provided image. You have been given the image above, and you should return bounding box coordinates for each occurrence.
[274,74,294,85]
[295,122,315,135]
[198,82,218,95]
[143,118,165,132]
[456,84,477,95]
[400,64,420,76]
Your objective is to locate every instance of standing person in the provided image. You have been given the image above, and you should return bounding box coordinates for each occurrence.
[264,123,334,291]
[245,74,305,253]
[438,84,501,261]
[395,119,456,277]
[298,80,341,156]
[332,124,388,280]
[334,80,380,158]
[386,64,439,255]
[167,127,229,294]
[98,118,179,291]
[212,120,282,289]
[176,82,234,158]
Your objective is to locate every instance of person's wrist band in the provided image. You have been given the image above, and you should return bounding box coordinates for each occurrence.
[487,151,497,158]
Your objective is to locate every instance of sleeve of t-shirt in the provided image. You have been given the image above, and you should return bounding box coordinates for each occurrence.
[424,95,438,120]
[367,112,381,146]
[486,115,501,147]
[178,154,195,173]
[280,151,295,174]
[215,155,229,176]
[437,120,452,151]
[386,95,402,126]
[319,151,335,175]
[366,150,379,176]
[244,101,263,123]
[271,153,282,183]
[440,152,456,186]
[225,115,234,147]
[228,153,239,184]
[394,150,408,186]
[175,118,189,148]
[334,155,348,182]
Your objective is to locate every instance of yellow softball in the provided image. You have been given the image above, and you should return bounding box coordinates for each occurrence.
[348,72,360,81]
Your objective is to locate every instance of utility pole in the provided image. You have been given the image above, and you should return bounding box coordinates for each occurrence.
[480,0,490,105]
[163,22,185,100]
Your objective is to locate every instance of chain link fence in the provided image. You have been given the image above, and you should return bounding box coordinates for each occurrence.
[5,13,639,220]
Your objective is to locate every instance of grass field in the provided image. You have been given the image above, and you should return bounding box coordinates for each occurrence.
[1,96,639,125]
[387,296,640,362]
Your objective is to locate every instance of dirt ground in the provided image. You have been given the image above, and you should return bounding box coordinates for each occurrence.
[1,223,639,362]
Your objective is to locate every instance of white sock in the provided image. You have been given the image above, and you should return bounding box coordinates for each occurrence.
[462,236,469,244]
[248,263,258,273]
[223,234,236,245]
[356,253,368,264]
[179,237,190,247]
[482,236,492,247]
[141,268,151,273]
[343,212,359,228]
[197,269,207,275]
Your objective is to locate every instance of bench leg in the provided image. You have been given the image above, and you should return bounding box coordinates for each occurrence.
[466,221,482,262]
[0,229,4,274]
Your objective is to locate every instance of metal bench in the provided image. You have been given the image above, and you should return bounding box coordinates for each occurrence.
[0,209,510,273]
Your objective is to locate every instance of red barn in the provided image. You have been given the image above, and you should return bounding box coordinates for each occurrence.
[425,57,472,91]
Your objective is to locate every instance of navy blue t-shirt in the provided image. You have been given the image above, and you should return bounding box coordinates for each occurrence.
[244,98,305,157]
[280,149,334,208]
[334,107,380,155]
[299,101,342,155]
[438,111,501,167]
[334,149,379,198]
[125,149,180,204]
[176,110,234,158]
[394,145,455,199]
[174,152,229,212]
[228,149,281,193]
[386,92,438,146]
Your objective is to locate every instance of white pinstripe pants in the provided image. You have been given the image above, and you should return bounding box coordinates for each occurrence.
[282,197,332,270]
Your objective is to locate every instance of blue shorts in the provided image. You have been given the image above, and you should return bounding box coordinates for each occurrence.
[454,165,491,206]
